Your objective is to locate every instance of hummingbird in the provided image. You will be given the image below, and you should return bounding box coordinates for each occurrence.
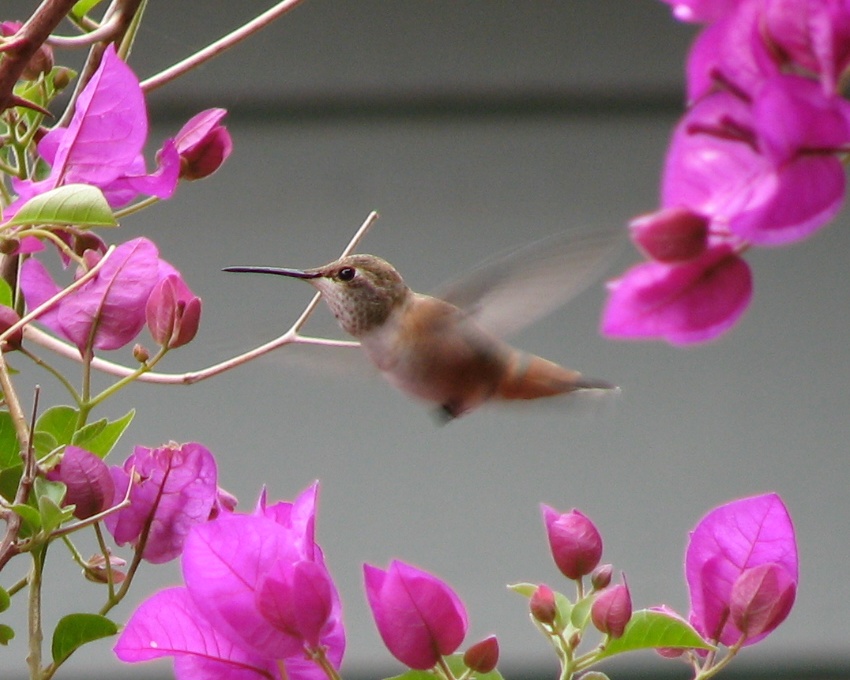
[224,229,621,420]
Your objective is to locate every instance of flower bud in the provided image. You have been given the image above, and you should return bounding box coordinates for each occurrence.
[629,206,708,263]
[172,108,233,180]
[146,274,202,348]
[591,578,632,639]
[83,552,127,584]
[46,446,115,519]
[0,305,23,351]
[0,238,19,255]
[463,635,499,673]
[541,505,603,580]
[530,584,558,626]
[591,563,613,591]
[730,563,796,641]
[133,344,150,363]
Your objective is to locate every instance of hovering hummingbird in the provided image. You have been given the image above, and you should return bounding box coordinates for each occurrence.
[224,229,621,420]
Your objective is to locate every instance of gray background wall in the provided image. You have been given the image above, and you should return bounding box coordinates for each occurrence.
[3,2,849,678]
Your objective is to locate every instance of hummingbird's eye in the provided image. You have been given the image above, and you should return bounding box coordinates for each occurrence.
[337,267,356,282]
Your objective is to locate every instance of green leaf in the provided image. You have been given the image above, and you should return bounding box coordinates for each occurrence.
[0,585,10,612]
[5,184,117,229]
[72,410,134,458]
[36,406,79,448]
[51,613,118,664]
[35,477,70,534]
[71,0,108,20]
[570,593,593,630]
[32,431,59,460]
[0,623,14,645]
[0,464,23,503]
[595,609,713,662]
[12,503,41,534]
[34,476,66,507]
[555,590,575,631]
[0,412,20,470]
[507,582,538,598]
[0,279,13,308]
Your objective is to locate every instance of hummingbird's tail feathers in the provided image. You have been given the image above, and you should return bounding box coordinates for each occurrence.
[495,353,616,402]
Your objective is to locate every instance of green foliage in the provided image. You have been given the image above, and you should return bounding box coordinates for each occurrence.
[35,406,135,459]
[0,278,13,308]
[34,477,72,535]
[4,184,117,229]
[0,411,20,470]
[74,410,135,458]
[71,0,108,21]
[595,609,712,661]
[51,613,118,664]
[0,623,14,645]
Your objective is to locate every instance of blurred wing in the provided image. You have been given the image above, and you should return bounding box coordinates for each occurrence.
[436,227,625,338]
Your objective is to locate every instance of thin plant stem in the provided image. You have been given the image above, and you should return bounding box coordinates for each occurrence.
[140,0,307,93]
[26,546,46,680]
[17,346,82,405]
[20,211,379,384]
[111,194,159,219]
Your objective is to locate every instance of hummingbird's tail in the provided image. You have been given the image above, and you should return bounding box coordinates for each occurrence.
[496,353,617,402]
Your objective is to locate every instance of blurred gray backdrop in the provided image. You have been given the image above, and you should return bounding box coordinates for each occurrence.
[3,2,849,679]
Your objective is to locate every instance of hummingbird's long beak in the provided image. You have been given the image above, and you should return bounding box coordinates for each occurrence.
[222,266,321,280]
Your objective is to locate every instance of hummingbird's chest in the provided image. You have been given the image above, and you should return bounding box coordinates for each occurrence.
[359,294,509,409]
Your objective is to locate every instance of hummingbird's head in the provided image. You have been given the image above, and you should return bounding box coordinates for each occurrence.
[224,254,410,337]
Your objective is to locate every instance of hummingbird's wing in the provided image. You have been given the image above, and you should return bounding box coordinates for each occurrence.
[436,227,625,338]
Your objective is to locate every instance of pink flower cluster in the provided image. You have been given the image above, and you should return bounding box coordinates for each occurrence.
[114,483,344,680]
[49,441,234,564]
[603,0,850,343]
[4,44,231,222]
[21,236,201,353]
[539,495,797,647]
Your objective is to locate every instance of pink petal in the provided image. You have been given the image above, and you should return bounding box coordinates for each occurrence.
[19,258,62,331]
[364,560,468,670]
[114,587,280,680]
[56,238,160,351]
[104,443,219,563]
[182,514,306,660]
[601,245,752,344]
[686,493,798,646]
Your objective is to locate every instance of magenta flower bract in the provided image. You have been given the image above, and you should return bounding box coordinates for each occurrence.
[591,579,633,639]
[364,560,468,670]
[729,563,797,641]
[173,108,233,180]
[685,493,798,646]
[146,273,202,348]
[463,636,500,674]
[601,245,752,344]
[8,44,179,217]
[541,505,603,580]
[104,442,221,564]
[21,237,200,354]
[604,0,850,344]
[46,445,114,520]
[114,484,344,680]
